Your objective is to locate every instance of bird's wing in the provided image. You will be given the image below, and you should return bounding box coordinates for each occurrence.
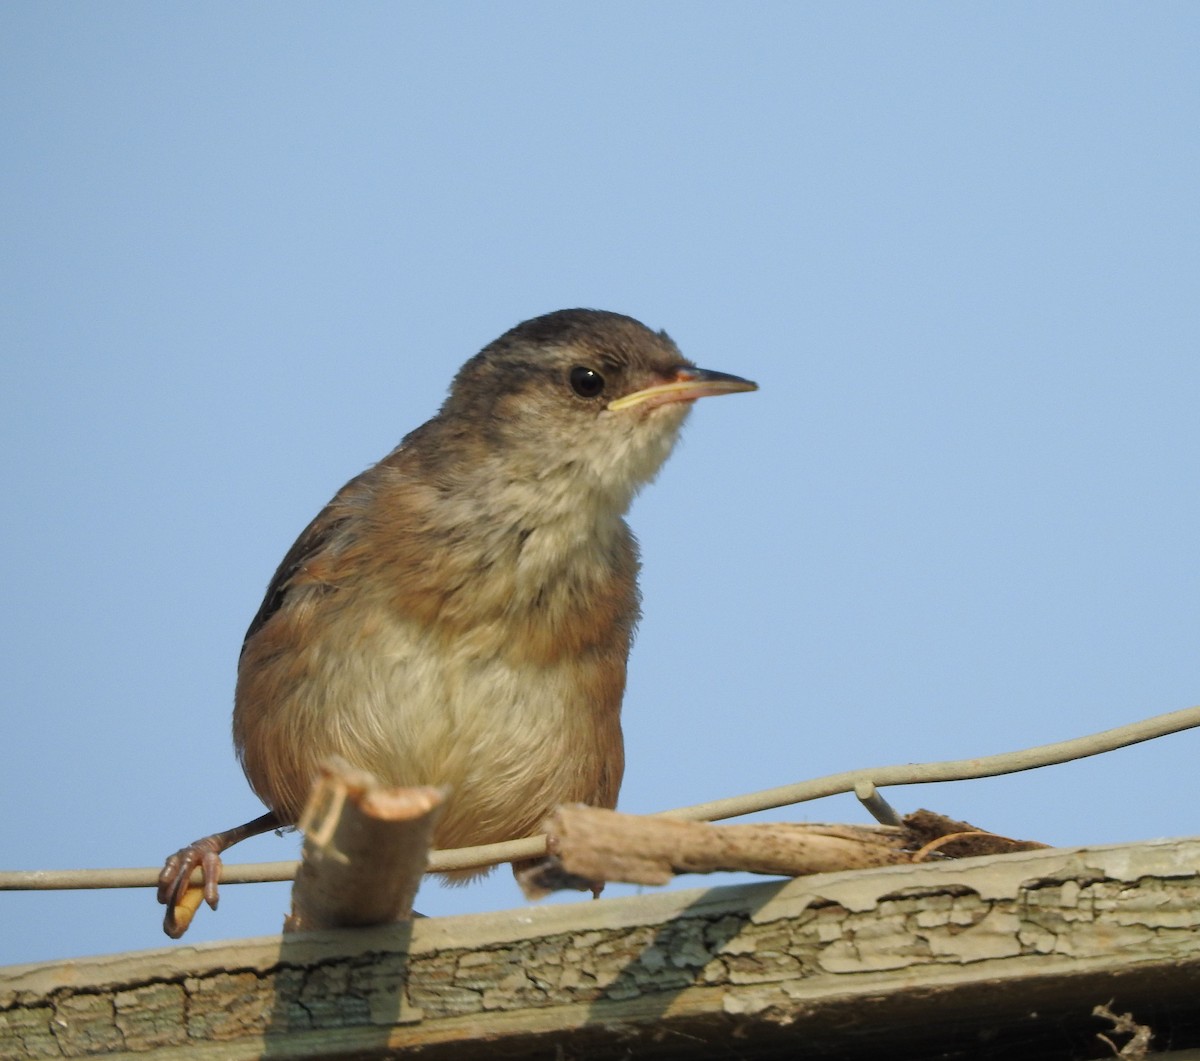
[240,468,378,656]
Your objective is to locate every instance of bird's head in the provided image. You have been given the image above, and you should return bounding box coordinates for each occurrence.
[436,309,757,513]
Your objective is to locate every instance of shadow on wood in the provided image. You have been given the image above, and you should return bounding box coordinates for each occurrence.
[4,837,1200,1058]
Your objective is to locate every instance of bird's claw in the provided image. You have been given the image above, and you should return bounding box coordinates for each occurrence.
[158,838,224,938]
[512,854,604,900]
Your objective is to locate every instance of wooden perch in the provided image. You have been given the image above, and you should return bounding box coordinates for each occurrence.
[284,759,446,933]
[528,804,1048,893]
[6,836,1198,1059]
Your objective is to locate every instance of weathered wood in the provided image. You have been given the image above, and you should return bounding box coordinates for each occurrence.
[285,762,444,933]
[3,837,1200,1060]
[531,805,1049,894]
[538,806,912,887]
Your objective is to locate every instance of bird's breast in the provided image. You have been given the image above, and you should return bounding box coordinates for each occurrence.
[235,574,631,844]
[235,483,640,844]
[362,501,642,664]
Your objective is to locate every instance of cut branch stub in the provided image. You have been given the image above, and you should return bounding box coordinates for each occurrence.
[285,759,446,932]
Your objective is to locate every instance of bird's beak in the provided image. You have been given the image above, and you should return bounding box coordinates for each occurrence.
[607,367,758,412]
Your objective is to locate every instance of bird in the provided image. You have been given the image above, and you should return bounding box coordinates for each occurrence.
[157,308,757,937]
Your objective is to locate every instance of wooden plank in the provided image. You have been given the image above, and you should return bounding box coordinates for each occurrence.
[3,836,1200,1059]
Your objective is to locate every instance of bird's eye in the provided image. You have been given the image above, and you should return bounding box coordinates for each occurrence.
[569,366,606,399]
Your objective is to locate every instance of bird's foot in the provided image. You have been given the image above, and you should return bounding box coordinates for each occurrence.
[158,836,224,938]
[512,855,604,900]
[156,811,283,938]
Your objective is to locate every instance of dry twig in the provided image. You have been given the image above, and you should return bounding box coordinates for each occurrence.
[525,804,1048,893]
[1093,1002,1153,1060]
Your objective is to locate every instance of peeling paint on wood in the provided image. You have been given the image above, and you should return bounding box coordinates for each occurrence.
[3,837,1200,1059]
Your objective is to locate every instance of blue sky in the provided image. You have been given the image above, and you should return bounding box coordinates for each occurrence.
[3,3,1198,967]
